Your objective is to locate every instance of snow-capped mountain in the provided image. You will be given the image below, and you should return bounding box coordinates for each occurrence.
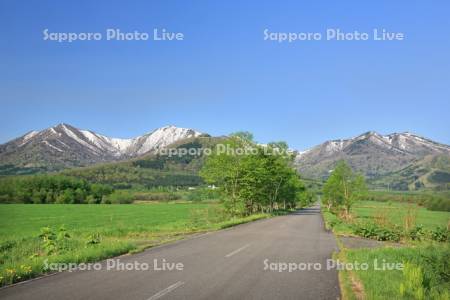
[0,124,204,172]
[294,131,450,179]
[77,125,204,157]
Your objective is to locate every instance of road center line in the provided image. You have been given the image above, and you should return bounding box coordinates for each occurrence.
[225,244,251,258]
[147,281,185,300]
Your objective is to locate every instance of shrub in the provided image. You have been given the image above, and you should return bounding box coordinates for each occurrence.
[39,226,57,255]
[408,225,426,241]
[103,190,133,204]
[85,233,101,245]
[425,198,450,212]
[353,222,401,242]
[86,195,98,204]
[429,227,449,242]
[38,225,71,255]
[375,226,401,242]
[353,222,378,239]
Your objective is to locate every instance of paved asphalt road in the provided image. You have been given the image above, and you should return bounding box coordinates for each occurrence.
[0,205,340,300]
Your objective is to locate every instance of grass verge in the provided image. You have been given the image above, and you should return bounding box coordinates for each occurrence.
[339,244,450,300]
[322,201,450,300]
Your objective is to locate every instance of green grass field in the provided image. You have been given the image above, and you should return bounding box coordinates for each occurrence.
[0,203,268,286]
[0,203,212,238]
[323,200,450,237]
[353,200,449,229]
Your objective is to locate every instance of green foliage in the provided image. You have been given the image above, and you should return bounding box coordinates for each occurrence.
[39,226,57,255]
[85,233,101,245]
[352,222,401,242]
[65,163,203,189]
[38,225,71,255]
[297,189,315,208]
[0,164,47,176]
[229,131,254,143]
[408,225,426,241]
[322,160,367,214]
[200,136,307,215]
[426,197,450,212]
[102,190,134,204]
[0,175,112,204]
[267,141,289,153]
[430,227,449,242]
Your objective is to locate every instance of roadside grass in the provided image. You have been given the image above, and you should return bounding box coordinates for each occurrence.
[322,200,450,300]
[0,203,269,286]
[340,244,450,300]
[322,210,353,235]
[322,200,450,239]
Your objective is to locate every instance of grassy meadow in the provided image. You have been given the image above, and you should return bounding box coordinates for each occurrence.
[0,203,269,286]
[323,200,450,237]
[354,200,449,228]
[323,196,450,300]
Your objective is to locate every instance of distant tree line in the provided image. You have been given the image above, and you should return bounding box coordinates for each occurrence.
[200,133,312,216]
[62,163,203,189]
[0,175,113,204]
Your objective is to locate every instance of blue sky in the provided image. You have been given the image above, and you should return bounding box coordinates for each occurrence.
[1,1,449,150]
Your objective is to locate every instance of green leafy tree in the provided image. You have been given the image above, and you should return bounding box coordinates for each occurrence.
[200,137,247,215]
[322,160,367,216]
[230,131,254,143]
[201,136,306,215]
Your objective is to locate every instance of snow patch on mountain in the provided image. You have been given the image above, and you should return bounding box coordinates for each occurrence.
[135,126,202,155]
[23,131,39,142]
[42,141,64,152]
[108,137,134,152]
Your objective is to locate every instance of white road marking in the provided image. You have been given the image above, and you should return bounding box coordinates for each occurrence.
[225,244,251,258]
[147,281,185,300]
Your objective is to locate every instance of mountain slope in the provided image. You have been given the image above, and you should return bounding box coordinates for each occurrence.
[62,136,226,188]
[0,124,204,174]
[369,154,450,190]
[294,131,450,180]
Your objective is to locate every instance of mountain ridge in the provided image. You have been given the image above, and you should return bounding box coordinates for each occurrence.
[0,123,205,173]
[1,125,449,190]
[294,131,450,180]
